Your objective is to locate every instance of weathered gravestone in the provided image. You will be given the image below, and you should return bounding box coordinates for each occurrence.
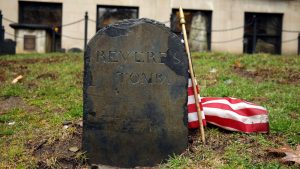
[83,18,189,168]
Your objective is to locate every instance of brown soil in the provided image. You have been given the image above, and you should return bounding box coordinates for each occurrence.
[0,63,29,79]
[36,72,58,80]
[75,72,83,85]
[0,69,6,82]
[31,123,84,169]
[233,67,300,84]
[0,57,67,67]
[289,112,299,120]
[0,56,68,83]
[0,96,39,115]
[26,82,39,89]
[251,96,269,104]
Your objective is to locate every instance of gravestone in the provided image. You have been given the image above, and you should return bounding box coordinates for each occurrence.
[83,18,189,168]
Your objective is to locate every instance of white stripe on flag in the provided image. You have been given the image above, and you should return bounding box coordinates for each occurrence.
[202,99,267,111]
[188,79,198,88]
[203,107,269,124]
[187,95,201,105]
[188,111,205,122]
[188,112,198,122]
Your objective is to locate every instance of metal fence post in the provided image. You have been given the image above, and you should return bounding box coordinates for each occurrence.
[52,27,56,52]
[0,10,2,26]
[252,15,257,54]
[298,33,300,55]
[0,10,4,42]
[84,11,88,51]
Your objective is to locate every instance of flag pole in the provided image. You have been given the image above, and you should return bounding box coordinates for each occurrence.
[179,6,206,144]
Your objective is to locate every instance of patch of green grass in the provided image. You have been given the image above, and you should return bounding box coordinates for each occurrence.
[65,103,83,119]
[0,84,26,98]
[161,154,191,169]
[222,143,252,168]
[0,129,14,136]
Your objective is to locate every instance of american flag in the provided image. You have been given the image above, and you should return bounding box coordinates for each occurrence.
[202,97,269,133]
[182,35,269,133]
[188,95,269,133]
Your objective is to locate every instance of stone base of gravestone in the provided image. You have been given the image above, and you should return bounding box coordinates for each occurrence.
[83,18,189,168]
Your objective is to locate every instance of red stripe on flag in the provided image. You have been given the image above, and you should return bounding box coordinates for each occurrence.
[188,103,205,113]
[188,121,199,129]
[187,86,199,96]
[188,120,207,128]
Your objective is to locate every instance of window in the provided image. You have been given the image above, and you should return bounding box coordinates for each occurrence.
[24,35,36,50]
[244,12,283,54]
[96,5,139,31]
[171,9,212,51]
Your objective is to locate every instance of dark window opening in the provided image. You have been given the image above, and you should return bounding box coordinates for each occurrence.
[24,35,36,50]
[19,1,62,51]
[244,12,283,54]
[96,5,139,31]
[171,9,212,52]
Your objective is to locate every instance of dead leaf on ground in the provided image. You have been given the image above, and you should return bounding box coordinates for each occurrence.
[268,145,300,165]
[288,112,299,120]
[68,146,79,152]
[233,60,244,69]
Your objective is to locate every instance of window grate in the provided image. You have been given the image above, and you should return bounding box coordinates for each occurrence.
[24,35,36,50]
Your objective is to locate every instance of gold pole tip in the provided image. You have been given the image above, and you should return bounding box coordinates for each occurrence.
[179,6,185,24]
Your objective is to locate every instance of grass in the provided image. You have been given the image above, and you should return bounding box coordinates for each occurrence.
[0,52,299,168]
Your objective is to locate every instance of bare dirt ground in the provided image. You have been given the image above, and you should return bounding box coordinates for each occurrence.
[29,122,84,169]
[0,57,67,66]
[0,97,39,115]
[233,66,300,84]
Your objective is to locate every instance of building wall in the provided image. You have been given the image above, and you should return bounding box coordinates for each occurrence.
[0,0,18,41]
[1,0,299,54]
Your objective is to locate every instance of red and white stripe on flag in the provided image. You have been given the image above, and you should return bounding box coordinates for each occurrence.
[201,97,269,133]
[186,78,269,133]
[187,78,207,128]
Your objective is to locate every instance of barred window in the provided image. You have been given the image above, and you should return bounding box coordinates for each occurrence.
[96,6,138,31]
[244,12,283,54]
[24,35,36,51]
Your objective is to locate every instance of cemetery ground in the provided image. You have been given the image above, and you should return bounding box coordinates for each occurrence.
[0,52,299,169]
